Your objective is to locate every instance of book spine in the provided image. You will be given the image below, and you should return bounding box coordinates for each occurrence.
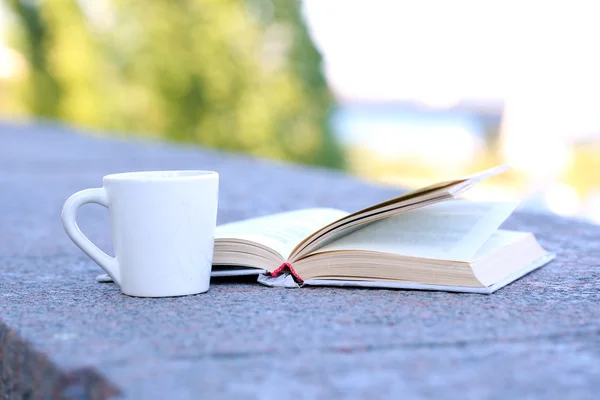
[269,262,304,283]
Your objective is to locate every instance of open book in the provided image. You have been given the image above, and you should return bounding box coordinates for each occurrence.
[96,165,554,293]
[212,165,554,294]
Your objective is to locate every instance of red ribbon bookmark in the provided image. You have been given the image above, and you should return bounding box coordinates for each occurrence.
[269,262,304,284]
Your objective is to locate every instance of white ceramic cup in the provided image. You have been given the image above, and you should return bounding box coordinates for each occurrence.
[61,170,219,297]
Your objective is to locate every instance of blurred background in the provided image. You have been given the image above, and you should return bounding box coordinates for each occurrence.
[1,0,599,223]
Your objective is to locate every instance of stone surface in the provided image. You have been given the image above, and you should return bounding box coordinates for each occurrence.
[1,121,599,399]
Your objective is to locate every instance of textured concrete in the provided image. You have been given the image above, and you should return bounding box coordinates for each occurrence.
[1,121,599,399]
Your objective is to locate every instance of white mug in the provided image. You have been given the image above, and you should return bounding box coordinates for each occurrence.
[62,170,219,297]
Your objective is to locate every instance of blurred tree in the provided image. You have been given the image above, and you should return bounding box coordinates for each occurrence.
[5,0,344,168]
[5,0,62,117]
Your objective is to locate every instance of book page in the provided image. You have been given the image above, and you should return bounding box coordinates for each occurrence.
[310,200,518,262]
[471,230,530,260]
[289,164,510,260]
[216,208,349,259]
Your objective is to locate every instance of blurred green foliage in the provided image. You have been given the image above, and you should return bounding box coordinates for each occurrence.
[5,0,344,168]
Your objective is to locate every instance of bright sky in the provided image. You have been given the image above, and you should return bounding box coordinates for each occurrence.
[302,0,600,110]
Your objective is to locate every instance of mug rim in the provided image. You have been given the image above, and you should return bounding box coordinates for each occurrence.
[103,170,218,182]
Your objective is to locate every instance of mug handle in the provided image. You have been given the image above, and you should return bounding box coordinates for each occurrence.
[61,188,121,285]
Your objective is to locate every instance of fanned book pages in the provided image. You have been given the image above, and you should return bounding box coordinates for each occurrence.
[96,165,555,293]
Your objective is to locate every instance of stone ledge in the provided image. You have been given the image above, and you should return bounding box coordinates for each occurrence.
[1,122,599,399]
